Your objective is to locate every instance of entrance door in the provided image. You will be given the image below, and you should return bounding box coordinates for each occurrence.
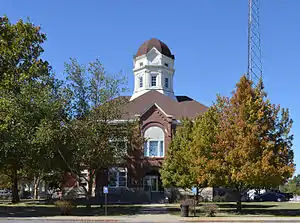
[143,175,159,192]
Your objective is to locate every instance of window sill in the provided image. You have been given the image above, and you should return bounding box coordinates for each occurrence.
[108,186,127,188]
[143,156,165,159]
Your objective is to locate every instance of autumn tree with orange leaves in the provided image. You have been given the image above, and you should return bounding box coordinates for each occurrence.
[162,75,294,212]
[196,75,294,211]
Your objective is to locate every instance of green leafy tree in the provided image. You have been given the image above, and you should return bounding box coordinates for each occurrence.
[63,58,134,206]
[0,16,67,203]
[189,103,224,188]
[0,172,11,189]
[160,119,195,189]
[280,174,300,195]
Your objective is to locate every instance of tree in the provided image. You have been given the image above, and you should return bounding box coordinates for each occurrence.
[189,103,224,189]
[0,172,11,189]
[160,105,223,201]
[280,174,300,195]
[63,58,132,206]
[160,119,195,189]
[211,76,294,211]
[0,16,66,203]
[162,75,294,211]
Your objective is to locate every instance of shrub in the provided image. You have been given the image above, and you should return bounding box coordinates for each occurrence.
[202,203,218,217]
[180,198,197,206]
[54,200,76,215]
[180,198,197,215]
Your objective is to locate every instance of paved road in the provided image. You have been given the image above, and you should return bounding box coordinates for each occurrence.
[1,220,300,223]
[1,218,300,223]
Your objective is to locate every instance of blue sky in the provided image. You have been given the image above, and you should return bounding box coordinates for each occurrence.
[1,0,299,174]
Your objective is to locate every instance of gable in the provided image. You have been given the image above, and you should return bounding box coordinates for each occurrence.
[140,104,170,126]
[121,90,208,120]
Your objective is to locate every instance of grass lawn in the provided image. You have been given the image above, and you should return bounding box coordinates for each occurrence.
[0,203,143,217]
[0,201,299,217]
[166,202,300,217]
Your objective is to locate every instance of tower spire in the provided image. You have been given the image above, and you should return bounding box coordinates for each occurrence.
[247,0,263,86]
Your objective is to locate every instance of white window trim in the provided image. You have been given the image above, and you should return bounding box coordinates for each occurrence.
[108,167,127,188]
[144,139,164,158]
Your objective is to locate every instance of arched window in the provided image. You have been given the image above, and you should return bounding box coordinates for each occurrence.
[144,126,164,157]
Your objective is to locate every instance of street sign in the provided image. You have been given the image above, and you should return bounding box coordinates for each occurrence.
[103,186,108,194]
[191,187,197,195]
[103,186,108,216]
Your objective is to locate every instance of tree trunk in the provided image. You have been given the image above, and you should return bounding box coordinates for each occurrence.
[11,169,20,204]
[86,170,94,208]
[33,175,40,200]
[236,189,242,212]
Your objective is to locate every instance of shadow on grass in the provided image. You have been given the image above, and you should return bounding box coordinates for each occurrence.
[216,203,276,209]
[0,206,143,217]
[167,203,300,217]
[224,208,300,217]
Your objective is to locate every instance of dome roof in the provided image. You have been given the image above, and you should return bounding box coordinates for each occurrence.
[135,38,174,59]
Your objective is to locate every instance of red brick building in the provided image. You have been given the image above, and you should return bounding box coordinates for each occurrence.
[65,38,209,203]
[95,38,207,202]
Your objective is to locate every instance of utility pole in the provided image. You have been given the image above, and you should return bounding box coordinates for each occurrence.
[247,0,263,86]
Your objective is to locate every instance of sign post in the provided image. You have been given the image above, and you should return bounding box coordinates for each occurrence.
[191,187,197,216]
[103,186,108,216]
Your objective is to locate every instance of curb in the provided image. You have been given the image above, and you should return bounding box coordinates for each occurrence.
[183,219,300,222]
[0,218,120,222]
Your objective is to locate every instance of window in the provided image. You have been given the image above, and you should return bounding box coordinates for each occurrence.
[139,76,143,88]
[108,167,127,187]
[164,77,169,88]
[144,140,164,157]
[151,76,157,86]
[140,62,143,67]
[143,126,164,157]
[164,63,169,67]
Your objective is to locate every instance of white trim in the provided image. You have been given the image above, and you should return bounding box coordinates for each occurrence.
[107,119,136,124]
[133,65,175,73]
[172,119,181,125]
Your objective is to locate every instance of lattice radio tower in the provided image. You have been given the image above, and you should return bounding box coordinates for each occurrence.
[247,0,263,86]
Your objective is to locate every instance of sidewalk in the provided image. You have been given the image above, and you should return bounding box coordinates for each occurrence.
[2,214,300,222]
[183,216,300,222]
[1,214,179,222]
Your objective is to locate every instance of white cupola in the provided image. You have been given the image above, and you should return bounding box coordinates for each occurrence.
[130,38,176,101]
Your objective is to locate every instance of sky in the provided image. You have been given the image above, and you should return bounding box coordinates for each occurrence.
[1,0,299,174]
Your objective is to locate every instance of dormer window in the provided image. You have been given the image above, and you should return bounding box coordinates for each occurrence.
[164,77,169,88]
[164,63,169,67]
[151,76,157,87]
[139,77,143,88]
